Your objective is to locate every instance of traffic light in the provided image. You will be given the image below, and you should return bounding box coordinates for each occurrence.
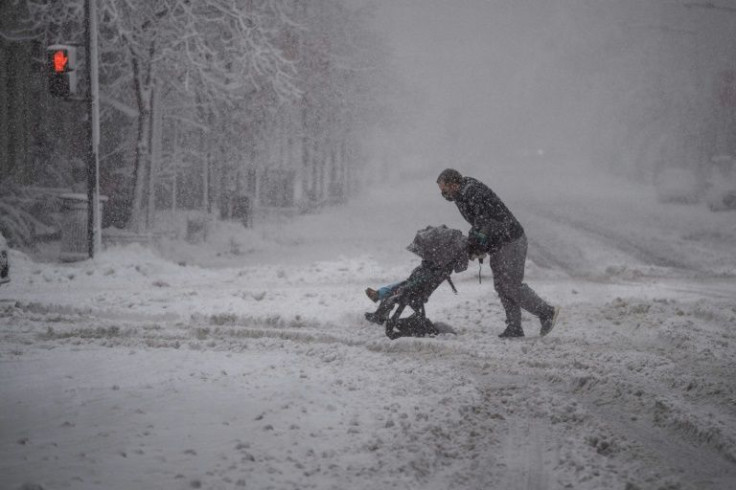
[46,44,78,98]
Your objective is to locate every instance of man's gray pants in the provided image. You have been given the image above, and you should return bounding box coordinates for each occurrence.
[488,233,550,332]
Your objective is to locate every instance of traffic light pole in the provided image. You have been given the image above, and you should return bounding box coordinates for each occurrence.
[84,0,101,258]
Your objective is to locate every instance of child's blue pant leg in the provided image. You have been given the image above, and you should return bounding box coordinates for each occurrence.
[378,282,403,300]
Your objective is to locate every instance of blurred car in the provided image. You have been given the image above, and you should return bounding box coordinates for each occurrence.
[705,155,736,212]
[707,189,736,211]
[654,167,703,204]
[0,231,9,286]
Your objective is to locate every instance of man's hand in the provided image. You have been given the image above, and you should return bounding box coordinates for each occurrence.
[467,229,487,258]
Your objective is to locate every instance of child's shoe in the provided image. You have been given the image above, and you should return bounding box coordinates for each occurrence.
[365,288,379,302]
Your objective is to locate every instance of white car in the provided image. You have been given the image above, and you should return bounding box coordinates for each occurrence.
[706,155,736,212]
[0,231,9,286]
[654,168,703,204]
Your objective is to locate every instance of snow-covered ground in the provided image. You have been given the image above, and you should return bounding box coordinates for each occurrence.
[1,161,735,490]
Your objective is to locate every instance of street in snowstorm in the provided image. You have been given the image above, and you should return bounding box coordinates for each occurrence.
[1,1,736,489]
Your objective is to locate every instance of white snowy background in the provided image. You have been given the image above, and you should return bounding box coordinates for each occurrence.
[1,159,735,490]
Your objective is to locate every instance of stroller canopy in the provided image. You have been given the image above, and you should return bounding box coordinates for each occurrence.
[406,225,469,273]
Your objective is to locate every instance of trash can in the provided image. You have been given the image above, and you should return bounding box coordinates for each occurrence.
[233,196,252,228]
[59,193,106,262]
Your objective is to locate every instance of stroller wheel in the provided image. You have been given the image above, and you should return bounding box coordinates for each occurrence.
[385,315,438,339]
[385,322,401,340]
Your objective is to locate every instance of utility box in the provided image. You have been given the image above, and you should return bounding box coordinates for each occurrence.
[59,193,106,262]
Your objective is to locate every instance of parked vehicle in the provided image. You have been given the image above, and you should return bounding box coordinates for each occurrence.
[654,167,703,204]
[705,155,736,212]
[0,231,9,286]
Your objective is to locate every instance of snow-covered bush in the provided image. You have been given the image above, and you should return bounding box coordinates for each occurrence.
[0,184,61,248]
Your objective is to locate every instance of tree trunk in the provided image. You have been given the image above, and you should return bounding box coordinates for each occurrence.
[127,52,153,232]
[0,40,10,179]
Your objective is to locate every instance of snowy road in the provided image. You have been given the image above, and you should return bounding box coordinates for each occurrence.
[1,163,735,489]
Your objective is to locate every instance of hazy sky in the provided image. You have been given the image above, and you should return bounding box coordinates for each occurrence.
[364,0,736,177]
[366,0,610,171]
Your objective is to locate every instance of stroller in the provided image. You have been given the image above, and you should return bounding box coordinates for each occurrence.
[365,225,469,339]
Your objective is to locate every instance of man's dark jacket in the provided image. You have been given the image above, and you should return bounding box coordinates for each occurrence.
[453,177,524,253]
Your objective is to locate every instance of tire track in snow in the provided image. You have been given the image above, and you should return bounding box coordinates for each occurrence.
[522,205,707,274]
[469,359,736,490]
[495,417,550,490]
[534,311,736,490]
[0,302,484,359]
[517,208,654,278]
[570,390,736,490]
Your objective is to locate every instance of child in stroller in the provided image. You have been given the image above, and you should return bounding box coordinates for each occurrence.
[364,225,472,339]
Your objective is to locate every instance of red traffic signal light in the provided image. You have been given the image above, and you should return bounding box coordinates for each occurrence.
[52,50,69,73]
[46,45,77,98]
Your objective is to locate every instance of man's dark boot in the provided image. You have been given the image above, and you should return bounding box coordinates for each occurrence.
[539,306,560,337]
[498,325,524,338]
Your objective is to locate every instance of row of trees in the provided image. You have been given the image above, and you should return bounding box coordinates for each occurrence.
[2,0,395,239]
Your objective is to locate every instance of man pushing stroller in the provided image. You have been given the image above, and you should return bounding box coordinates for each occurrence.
[365,203,560,340]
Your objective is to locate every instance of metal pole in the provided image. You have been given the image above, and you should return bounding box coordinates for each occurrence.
[85,0,101,258]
